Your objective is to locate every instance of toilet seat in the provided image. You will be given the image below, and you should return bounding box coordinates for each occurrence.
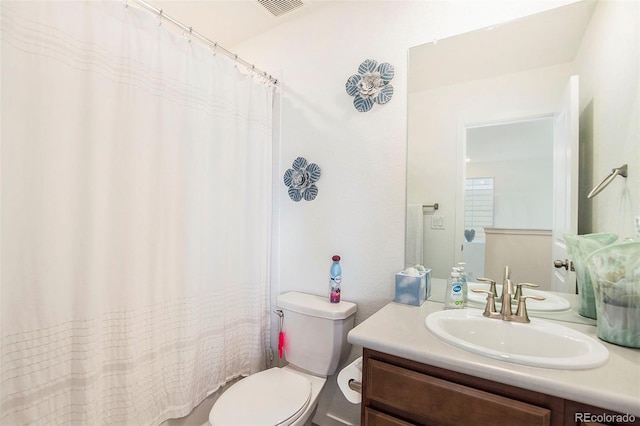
[209,367,312,426]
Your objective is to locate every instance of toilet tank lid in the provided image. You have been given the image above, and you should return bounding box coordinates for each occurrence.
[277,292,357,320]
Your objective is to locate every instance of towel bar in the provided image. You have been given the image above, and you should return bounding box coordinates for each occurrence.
[588,164,628,198]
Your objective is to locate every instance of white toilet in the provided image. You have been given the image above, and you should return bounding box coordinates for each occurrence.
[209,291,357,426]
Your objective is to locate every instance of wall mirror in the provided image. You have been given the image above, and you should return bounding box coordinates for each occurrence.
[404,0,638,324]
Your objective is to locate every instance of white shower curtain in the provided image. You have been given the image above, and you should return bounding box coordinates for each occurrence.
[1,1,273,424]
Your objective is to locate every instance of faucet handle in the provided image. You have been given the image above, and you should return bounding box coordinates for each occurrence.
[471,289,498,318]
[477,277,498,298]
[514,295,545,323]
[514,282,539,301]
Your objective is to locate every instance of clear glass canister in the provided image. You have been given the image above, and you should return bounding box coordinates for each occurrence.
[564,233,618,319]
[585,241,640,348]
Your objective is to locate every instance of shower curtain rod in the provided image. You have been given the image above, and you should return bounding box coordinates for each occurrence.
[129,0,279,86]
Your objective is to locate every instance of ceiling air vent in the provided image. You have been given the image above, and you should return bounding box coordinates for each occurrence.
[257,0,304,17]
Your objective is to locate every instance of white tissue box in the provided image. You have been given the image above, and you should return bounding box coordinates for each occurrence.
[394,269,431,306]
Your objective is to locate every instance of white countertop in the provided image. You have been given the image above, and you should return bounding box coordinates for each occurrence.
[348,299,640,416]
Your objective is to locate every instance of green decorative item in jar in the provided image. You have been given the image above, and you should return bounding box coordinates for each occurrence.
[564,233,618,319]
[585,241,640,348]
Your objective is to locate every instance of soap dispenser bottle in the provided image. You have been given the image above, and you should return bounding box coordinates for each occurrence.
[457,263,468,306]
[444,269,464,309]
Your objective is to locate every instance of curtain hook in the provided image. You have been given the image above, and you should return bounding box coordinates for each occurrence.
[124,0,129,9]
[212,42,217,56]
[183,27,192,41]
[157,9,163,26]
[234,54,238,68]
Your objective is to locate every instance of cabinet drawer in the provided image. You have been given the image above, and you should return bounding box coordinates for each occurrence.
[366,359,551,426]
[365,407,415,426]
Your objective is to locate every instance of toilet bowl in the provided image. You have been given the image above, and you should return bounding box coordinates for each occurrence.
[209,366,326,426]
[208,292,357,426]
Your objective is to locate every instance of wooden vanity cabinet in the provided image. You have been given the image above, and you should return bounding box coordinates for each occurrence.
[361,348,638,426]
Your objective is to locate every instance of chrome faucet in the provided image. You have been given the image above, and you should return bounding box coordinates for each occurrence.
[473,268,545,323]
[500,266,515,318]
[477,276,498,299]
[514,282,539,302]
[513,295,545,323]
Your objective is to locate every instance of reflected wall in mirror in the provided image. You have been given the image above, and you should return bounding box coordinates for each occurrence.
[464,116,554,287]
[406,0,639,298]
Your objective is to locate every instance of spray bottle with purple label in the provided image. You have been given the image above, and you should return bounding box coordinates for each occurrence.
[330,255,342,303]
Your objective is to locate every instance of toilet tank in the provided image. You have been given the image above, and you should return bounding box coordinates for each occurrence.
[277,292,357,376]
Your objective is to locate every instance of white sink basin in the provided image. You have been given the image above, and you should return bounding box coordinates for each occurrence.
[467,282,571,312]
[425,309,609,369]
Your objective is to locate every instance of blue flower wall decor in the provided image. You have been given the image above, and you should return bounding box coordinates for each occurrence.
[283,157,321,202]
[345,59,394,112]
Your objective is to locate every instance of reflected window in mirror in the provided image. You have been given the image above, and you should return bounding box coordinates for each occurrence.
[464,177,494,243]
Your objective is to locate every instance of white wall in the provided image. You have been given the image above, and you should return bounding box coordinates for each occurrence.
[231,1,578,424]
[468,157,553,229]
[466,118,554,230]
[575,0,640,239]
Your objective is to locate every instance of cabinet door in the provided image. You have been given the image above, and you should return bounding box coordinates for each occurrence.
[366,359,551,426]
